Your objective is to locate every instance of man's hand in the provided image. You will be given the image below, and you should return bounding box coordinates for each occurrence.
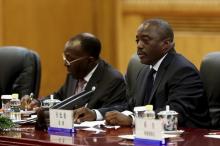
[105,111,132,126]
[73,107,96,124]
[21,96,40,110]
[28,99,40,111]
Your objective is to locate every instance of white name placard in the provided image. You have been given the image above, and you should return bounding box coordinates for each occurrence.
[49,109,74,129]
[135,118,164,141]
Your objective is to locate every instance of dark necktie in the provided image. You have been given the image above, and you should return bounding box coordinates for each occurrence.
[74,79,86,95]
[144,68,156,104]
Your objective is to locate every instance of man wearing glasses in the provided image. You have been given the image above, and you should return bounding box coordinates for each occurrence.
[24,33,126,123]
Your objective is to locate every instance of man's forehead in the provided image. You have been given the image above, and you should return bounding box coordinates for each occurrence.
[136,23,161,38]
[143,23,150,30]
[65,39,81,48]
[137,23,150,32]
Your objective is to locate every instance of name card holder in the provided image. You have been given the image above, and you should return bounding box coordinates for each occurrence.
[135,118,165,144]
[48,109,75,133]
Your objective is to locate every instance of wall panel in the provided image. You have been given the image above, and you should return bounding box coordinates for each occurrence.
[1,0,220,97]
[0,0,3,44]
[118,15,142,73]
[117,0,220,73]
[2,0,95,97]
[93,0,119,66]
[175,32,220,68]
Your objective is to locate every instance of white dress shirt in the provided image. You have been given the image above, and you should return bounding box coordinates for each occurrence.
[83,64,98,88]
[79,63,104,120]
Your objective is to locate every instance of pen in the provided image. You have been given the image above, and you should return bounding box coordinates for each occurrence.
[30,92,34,100]
[73,104,88,123]
[28,92,34,105]
[84,103,88,108]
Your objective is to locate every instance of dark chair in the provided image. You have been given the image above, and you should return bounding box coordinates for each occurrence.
[0,46,41,101]
[125,53,145,98]
[200,52,220,128]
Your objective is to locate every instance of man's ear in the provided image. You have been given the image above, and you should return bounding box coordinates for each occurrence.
[88,56,96,62]
[162,39,173,52]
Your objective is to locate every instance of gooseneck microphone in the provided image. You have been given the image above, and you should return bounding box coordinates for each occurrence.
[50,86,96,109]
[50,90,86,109]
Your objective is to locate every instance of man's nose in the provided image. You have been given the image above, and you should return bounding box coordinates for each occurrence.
[137,40,144,49]
[64,61,69,67]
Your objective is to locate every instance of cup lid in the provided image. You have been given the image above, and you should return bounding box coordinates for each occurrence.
[145,105,153,111]
[134,106,146,112]
[1,95,12,99]
[12,93,19,99]
[157,105,178,116]
[157,110,178,116]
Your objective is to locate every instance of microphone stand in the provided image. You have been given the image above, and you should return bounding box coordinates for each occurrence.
[50,90,86,109]
[57,86,96,109]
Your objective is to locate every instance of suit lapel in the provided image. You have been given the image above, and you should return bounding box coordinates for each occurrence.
[66,75,78,98]
[83,60,105,107]
[85,59,104,91]
[136,66,151,105]
[148,52,175,103]
[148,66,166,103]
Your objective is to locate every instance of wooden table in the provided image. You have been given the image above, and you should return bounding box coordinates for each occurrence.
[0,125,220,146]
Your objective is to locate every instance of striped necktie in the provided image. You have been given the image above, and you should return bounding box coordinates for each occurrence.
[74,79,86,95]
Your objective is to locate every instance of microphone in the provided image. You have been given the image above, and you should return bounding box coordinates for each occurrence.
[50,90,86,109]
[51,86,96,109]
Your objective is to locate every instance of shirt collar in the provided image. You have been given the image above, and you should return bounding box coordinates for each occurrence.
[150,54,167,72]
[84,64,99,82]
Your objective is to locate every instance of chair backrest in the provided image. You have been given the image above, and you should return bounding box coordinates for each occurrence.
[200,52,220,128]
[125,53,145,98]
[30,50,41,98]
[0,46,41,100]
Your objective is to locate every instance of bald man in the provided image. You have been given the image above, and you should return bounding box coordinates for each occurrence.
[25,33,126,123]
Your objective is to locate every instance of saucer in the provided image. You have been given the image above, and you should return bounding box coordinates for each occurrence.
[20,110,35,114]
[20,110,36,116]
[162,130,184,135]
[13,115,37,124]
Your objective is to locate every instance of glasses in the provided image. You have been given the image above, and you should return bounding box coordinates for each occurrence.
[62,54,86,66]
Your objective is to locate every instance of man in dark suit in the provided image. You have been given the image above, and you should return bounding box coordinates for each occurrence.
[24,33,126,122]
[105,19,210,128]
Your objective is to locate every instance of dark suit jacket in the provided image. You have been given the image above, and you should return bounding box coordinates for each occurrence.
[127,51,210,128]
[100,51,210,128]
[50,59,126,115]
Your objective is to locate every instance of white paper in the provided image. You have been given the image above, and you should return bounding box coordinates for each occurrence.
[81,127,105,133]
[118,134,180,140]
[204,135,220,139]
[74,120,120,129]
[74,120,105,128]
[118,134,134,140]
